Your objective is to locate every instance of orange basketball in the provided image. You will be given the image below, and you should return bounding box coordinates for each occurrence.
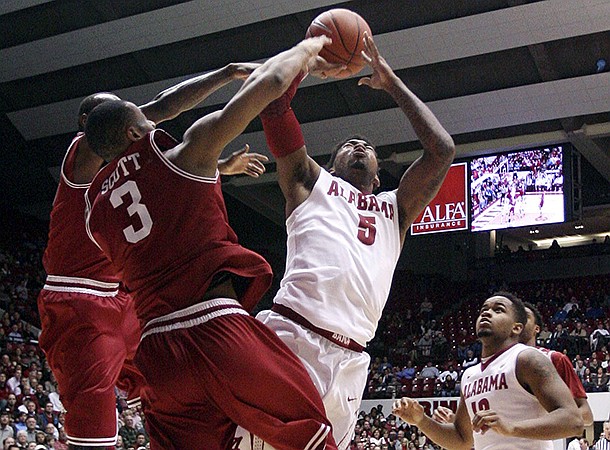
[305,8,372,79]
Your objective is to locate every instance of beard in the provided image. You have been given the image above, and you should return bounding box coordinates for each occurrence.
[350,160,367,170]
[477,329,492,338]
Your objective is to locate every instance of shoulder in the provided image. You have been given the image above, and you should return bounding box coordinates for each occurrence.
[516,346,558,384]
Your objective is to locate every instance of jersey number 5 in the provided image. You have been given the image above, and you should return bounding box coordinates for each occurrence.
[357,214,376,245]
[110,181,153,243]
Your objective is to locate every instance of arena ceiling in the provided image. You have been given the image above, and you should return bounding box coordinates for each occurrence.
[1,0,609,247]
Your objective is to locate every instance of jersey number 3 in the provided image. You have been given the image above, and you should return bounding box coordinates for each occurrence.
[357,214,376,245]
[110,181,153,243]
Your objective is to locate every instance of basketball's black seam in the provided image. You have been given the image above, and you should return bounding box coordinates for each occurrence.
[329,12,357,65]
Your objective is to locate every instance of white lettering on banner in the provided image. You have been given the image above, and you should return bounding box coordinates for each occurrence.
[420,202,466,223]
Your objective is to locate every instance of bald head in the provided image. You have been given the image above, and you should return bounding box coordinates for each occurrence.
[78,92,120,131]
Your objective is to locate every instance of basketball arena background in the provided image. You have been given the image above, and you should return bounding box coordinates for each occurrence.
[0,1,609,449]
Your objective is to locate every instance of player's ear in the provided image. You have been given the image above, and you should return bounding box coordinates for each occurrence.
[78,113,88,130]
[512,322,524,336]
[373,174,380,190]
[127,126,144,142]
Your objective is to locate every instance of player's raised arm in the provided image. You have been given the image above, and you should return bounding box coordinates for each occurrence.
[257,56,344,215]
[392,396,474,450]
[168,36,330,178]
[139,62,260,124]
[474,348,584,440]
[358,32,455,241]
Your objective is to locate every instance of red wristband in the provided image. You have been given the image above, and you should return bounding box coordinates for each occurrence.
[260,108,304,158]
[259,71,306,119]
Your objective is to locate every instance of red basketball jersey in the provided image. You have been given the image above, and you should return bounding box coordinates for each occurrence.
[537,346,587,399]
[85,129,272,324]
[43,134,119,283]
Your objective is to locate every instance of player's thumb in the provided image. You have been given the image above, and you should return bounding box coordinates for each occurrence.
[358,77,371,87]
[234,144,250,155]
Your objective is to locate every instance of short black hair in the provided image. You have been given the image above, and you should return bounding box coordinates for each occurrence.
[523,301,544,328]
[492,291,528,327]
[77,92,118,131]
[84,100,135,161]
[326,134,376,170]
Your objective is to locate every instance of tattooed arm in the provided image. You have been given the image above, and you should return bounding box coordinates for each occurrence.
[357,34,455,244]
[472,348,584,440]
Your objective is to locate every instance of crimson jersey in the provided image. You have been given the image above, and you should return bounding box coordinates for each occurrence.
[536,347,587,399]
[43,134,119,283]
[85,129,272,325]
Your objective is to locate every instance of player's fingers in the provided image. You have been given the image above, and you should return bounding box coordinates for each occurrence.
[362,32,379,58]
[358,77,371,87]
[249,161,265,174]
[248,153,269,163]
[361,50,373,65]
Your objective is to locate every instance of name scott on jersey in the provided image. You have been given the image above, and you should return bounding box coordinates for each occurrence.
[101,153,142,194]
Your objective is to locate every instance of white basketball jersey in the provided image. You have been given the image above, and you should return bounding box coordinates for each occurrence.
[461,343,553,450]
[274,169,401,346]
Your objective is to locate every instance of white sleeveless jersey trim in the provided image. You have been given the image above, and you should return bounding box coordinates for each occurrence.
[274,169,401,346]
[60,134,91,189]
[149,129,218,183]
[83,189,103,252]
[461,343,553,450]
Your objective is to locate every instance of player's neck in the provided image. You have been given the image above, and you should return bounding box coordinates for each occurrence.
[72,139,105,184]
[481,338,518,358]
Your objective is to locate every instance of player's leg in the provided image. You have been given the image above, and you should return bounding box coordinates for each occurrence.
[135,311,336,450]
[256,311,368,450]
[115,292,146,411]
[38,292,131,449]
[214,315,336,450]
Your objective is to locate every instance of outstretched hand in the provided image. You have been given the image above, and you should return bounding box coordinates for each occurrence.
[308,55,347,80]
[358,32,395,90]
[219,144,269,177]
[392,397,425,425]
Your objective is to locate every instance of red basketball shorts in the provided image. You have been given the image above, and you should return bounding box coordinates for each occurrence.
[38,277,145,447]
[135,298,336,450]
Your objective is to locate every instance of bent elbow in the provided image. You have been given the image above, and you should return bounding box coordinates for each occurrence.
[569,415,585,437]
[442,136,456,163]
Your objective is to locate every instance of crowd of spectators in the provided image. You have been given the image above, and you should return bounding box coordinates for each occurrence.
[0,211,608,450]
[350,405,442,450]
[0,220,148,449]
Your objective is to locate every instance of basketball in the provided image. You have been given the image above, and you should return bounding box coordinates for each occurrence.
[305,9,372,79]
